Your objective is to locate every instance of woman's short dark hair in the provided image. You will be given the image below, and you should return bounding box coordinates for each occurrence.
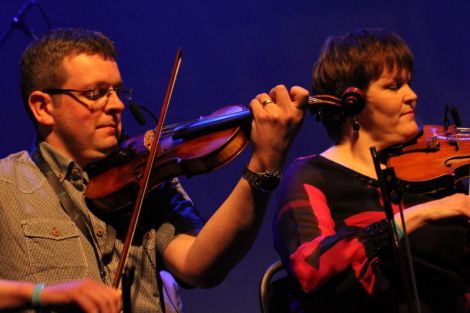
[311,28,414,142]
[20,28,117,121]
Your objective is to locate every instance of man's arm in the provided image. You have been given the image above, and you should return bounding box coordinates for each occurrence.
[0,279,121,312]
[162,85,307,287]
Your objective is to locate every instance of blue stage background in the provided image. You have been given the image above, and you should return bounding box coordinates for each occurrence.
[1,1,469,312]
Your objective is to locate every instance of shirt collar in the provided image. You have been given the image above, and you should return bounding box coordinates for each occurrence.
[36,141,89,187]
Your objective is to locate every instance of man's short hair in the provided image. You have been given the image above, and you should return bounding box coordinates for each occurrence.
[20,28,117,120]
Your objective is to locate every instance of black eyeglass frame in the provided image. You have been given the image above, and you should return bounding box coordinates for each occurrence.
[43,86,134,102]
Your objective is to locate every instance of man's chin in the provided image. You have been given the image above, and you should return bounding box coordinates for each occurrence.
[101,136,120,150]
[89,144,118,161]
[99,144,119,157]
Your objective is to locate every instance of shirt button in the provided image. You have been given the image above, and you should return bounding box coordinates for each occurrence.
[96,227,105,237]
[71,168,81,180]
[51,227,61,237]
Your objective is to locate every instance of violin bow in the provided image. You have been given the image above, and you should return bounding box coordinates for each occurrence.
[113,48,183,289]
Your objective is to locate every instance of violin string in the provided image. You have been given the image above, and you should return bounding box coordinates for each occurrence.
[454,127,469,194]
[159,114,229,135]
[160,117,202,133]
[148,108,248,137]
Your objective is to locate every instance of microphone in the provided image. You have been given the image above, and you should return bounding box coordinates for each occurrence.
[129,103,147,125]
[449,105,462,127]
[11,0,39,41]
[443,104,450,130]
[13,0,36,25]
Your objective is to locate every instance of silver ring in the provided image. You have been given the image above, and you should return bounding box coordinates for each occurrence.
[262,99,273,106]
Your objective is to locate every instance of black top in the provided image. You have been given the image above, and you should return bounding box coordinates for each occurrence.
[273,155,469,313]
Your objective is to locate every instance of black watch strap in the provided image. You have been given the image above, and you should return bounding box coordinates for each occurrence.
[242,166,281,192]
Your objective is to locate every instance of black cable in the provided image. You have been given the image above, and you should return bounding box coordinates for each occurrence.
[34,0,52,31]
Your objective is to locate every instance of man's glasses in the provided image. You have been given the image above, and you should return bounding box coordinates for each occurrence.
[43,86,133,110]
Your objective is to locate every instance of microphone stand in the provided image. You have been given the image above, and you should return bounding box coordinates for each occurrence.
[0,0,52,47]
[370,147,421,313]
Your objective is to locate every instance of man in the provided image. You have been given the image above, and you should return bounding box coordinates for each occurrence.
[0,28,306,312]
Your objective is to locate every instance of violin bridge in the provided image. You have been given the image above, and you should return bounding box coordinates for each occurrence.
[425,136,440,150]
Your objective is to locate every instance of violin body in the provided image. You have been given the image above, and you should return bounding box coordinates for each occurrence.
[85,105,250,213]
[386,125,469,194]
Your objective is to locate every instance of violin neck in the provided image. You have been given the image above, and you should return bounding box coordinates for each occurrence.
[172,108,252,140]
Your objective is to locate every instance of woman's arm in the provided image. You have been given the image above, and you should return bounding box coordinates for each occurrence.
[395,193,470,234]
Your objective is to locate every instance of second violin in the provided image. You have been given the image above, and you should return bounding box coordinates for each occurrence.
[385,124,470,194]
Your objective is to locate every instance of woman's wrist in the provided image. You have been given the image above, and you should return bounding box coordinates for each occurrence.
[393,219,404,240]
[394,206,427,235]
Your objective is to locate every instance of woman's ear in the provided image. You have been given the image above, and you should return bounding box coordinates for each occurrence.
[28,91,55,126]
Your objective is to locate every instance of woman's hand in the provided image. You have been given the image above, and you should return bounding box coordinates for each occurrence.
[396,193,470,234]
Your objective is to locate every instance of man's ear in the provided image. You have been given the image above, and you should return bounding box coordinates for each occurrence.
[28,91,55,126]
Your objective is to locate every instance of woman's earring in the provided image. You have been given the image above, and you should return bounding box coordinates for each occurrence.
[352,117,360,132]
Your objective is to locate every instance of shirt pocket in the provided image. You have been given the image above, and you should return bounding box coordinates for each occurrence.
[21,218,88,282]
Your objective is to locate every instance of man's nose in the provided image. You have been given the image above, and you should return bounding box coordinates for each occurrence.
[105,90,125,112]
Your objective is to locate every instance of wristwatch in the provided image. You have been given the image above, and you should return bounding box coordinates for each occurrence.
[242,166,282,192]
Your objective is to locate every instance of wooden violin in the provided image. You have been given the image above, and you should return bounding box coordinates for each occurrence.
[384,124,469,194]
[85,105,252,213]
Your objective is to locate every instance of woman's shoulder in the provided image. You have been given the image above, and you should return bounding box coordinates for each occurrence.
[280,155,337,192]
[287,154,346,178]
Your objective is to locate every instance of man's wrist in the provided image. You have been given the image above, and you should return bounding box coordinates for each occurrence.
[31,283,45,307]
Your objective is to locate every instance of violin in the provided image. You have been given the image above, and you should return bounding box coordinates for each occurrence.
[85,105,252,213]
[384,124,470,194]
[85,91,364,214]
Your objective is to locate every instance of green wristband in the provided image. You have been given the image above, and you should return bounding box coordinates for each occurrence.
[394,220,404,240]
[31,283,45,306]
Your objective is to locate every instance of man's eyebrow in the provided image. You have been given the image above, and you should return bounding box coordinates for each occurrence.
[86,80,124,88]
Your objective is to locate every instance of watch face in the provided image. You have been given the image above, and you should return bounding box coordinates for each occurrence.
[243,167,281,192]
[259,171,281,192]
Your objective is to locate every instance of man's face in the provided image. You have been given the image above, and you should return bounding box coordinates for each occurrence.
[47,53,125,166]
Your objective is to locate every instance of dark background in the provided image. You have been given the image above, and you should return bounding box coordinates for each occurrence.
[0,1,468,312]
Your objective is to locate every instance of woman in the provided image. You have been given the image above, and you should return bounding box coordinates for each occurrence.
[273,28,469,313]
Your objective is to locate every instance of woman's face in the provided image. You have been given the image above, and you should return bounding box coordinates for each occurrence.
[359,67,419,148]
